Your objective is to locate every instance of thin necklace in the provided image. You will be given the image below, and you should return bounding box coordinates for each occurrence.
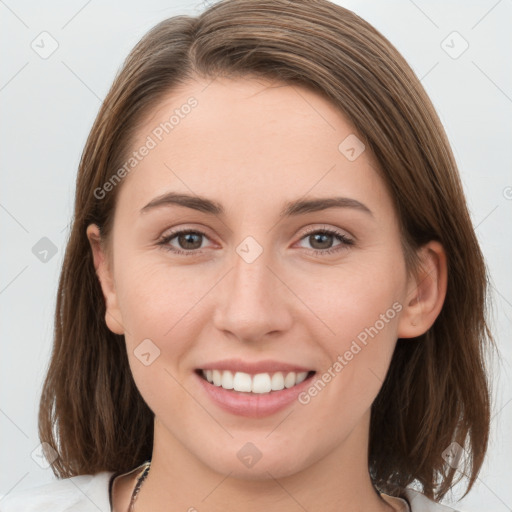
[126,461,409,512]
[128,461,151,512]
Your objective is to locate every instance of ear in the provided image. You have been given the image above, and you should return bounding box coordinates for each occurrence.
[86,224,125,335]
[397,240,448,339]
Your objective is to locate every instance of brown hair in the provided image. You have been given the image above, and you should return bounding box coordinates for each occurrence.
[39,0,494,502]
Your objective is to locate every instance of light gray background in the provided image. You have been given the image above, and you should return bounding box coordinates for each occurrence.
[1,1,511,510]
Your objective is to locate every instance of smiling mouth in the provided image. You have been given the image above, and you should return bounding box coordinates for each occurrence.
[196,369,316,394]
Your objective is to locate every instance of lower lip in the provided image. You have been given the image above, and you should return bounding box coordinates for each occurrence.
[195,371,315,418]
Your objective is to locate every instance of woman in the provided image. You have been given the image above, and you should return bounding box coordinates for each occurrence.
[1,0,493,511]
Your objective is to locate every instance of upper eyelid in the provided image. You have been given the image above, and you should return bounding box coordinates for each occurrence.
[300,225,352,237]
[161,224,351,238]
[161,225,216,242]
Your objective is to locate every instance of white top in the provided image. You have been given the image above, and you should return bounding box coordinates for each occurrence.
[0,471,462,512]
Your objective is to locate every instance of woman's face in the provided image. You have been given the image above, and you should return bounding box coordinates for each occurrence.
[88,76,430,479]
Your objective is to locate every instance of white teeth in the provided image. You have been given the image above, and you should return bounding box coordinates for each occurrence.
[233,372,252,392]
[271,372,285,391]
[284,372,296,388]
[252,373,272,394]
[212,370,222,386]
[221,370,234,389]
[296,371,308,385]
[201,369,311,393]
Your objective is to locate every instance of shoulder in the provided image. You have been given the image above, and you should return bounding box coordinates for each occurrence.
[406,488,465,512]
[0,471,115,512]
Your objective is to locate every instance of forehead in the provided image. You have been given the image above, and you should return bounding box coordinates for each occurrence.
[115,75,393,220]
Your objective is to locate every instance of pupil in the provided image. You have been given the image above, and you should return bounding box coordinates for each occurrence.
[180,232,201,249]
[311,233,332,249]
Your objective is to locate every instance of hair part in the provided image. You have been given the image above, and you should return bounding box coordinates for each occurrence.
[39,0,493,501]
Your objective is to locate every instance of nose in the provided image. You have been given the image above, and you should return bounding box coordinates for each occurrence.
[212,244,294,343]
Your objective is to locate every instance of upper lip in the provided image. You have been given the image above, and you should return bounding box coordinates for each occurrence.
[197,358,314,375]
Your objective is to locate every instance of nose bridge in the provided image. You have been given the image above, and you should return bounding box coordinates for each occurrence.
[229,239,277,310]
[213,236,292,340]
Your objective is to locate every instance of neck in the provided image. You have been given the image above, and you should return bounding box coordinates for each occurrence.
[129,412,394,512]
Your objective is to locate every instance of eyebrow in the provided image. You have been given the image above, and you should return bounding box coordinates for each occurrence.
[140,192,373,218]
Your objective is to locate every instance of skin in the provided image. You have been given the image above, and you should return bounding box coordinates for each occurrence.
[87,76,447,512]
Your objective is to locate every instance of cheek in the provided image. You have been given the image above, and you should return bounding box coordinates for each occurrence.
[297,258,403,414]
[114,256,221,410]
[115,255,211,338]
[116,260,198,411]
[297,253,403,344]
[332,277,401,353]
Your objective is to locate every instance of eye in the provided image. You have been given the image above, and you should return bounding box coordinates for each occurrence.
[157,229,212,256]
[296,226,354,256]
[157,226,354,257]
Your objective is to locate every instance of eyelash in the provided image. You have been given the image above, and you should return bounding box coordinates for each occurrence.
[157,226,354,257]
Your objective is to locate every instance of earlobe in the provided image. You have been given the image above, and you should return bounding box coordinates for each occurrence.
[397,241,448,339]
[86,224,125,335]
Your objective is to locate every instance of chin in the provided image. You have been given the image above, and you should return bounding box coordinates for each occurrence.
[193,438,315,481]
